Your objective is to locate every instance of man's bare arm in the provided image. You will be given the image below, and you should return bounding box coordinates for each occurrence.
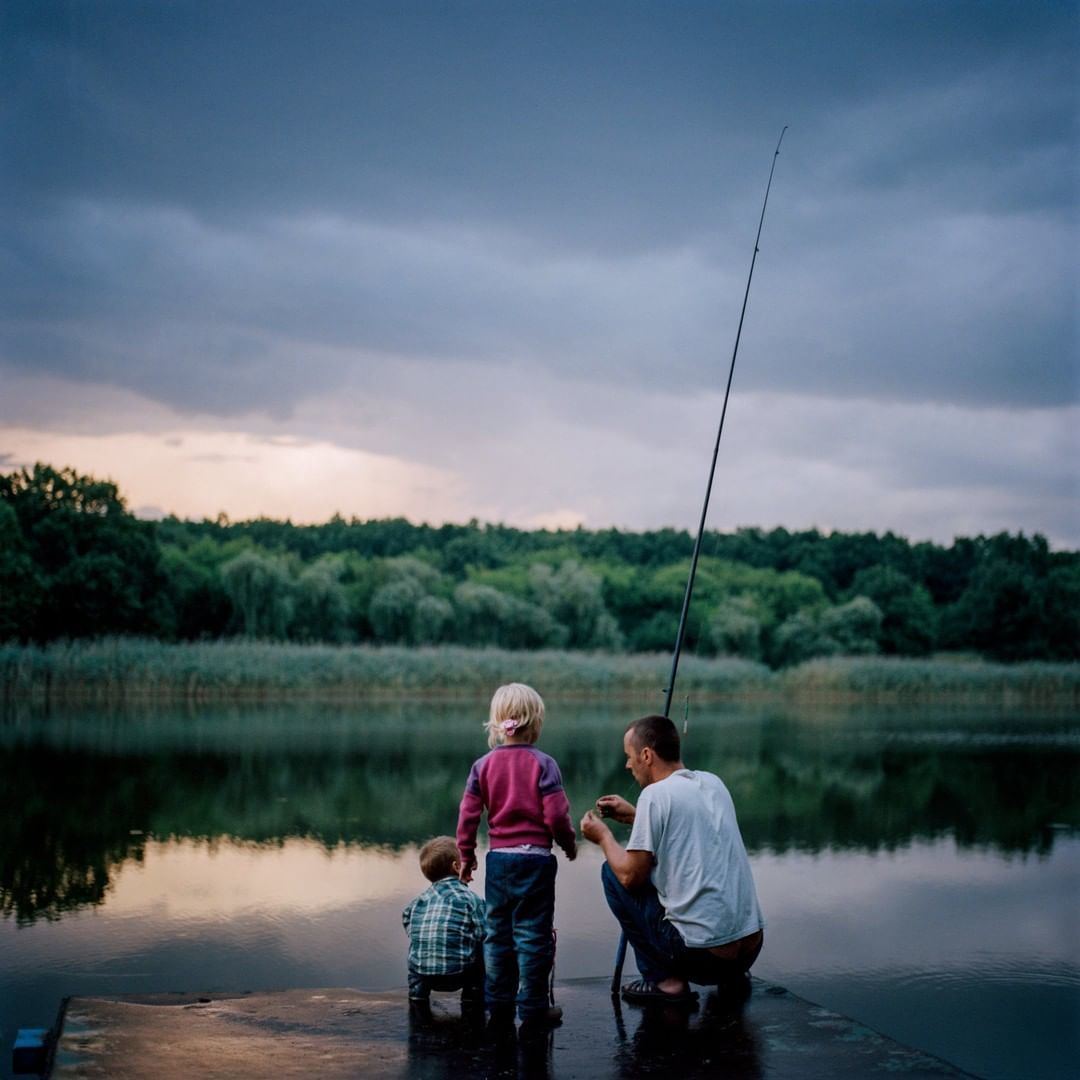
[580,810,652,890]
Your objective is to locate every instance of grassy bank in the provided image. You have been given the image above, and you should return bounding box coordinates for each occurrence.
[2,639,1077,706]
[0,638,771,703]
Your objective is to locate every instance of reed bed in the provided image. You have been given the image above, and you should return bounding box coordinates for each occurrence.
[2,639,1077,706]
[0,638,772,704]
[782,656,1080,705]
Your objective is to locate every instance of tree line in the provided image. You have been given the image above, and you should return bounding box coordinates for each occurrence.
[2,464,1077,665]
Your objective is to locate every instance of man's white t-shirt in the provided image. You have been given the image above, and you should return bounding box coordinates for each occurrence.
[627,768,765,948]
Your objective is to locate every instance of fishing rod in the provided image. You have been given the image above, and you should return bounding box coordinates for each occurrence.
[610,126,788,995]
[662,124,787,721]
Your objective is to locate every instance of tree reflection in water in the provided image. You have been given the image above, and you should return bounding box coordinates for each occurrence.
[1,700,1076,925]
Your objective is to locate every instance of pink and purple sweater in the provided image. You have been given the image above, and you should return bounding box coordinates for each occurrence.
[456,744,576,868]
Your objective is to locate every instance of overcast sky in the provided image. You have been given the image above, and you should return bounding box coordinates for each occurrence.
[2,1,1076,545]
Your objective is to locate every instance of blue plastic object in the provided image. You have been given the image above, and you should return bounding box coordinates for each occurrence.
[12,1028,50,1075]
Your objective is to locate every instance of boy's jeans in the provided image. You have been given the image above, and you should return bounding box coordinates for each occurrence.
[408,962,484,1002]
[601,861,751,986]
[484,851,556,1020]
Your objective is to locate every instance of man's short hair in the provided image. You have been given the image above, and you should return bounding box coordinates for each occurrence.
[418,836,459,882]
[625,714,681,763]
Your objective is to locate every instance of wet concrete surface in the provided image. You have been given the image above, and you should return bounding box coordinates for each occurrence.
[44,977,980,1078]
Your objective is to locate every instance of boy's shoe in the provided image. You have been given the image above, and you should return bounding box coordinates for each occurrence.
[408,999,434,1025]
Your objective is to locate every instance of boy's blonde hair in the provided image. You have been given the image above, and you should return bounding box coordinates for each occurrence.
[418,835,460,882]
[485,682,545,748]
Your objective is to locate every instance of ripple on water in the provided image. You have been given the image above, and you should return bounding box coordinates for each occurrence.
[887,959,1080,994]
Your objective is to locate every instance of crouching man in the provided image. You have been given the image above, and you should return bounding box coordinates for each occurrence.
[581,714,765,1005]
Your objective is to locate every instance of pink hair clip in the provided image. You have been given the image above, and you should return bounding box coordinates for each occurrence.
[501,718,521,734]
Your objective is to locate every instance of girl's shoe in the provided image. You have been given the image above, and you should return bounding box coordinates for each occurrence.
[519,1005,562,1026]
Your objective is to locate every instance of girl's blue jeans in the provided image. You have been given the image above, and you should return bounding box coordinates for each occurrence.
[484,851,556,1020]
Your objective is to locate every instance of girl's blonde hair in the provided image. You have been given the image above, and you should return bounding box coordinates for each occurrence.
[485,682,545,748]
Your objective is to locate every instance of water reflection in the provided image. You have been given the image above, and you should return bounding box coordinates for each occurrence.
[1,701,1076,925]
[406,1002,553,1079]
[398,982,765,1079]
[2,700,1077,1080]
[612,981,762,1080]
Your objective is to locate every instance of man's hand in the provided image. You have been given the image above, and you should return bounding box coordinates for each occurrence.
[581,810,653,889]
[458,858,476,884]
[580,809,611,845]
[595,794,635,825]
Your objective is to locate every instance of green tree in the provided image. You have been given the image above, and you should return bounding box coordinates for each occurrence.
[13,465,1077,661]
[821,596,883,655]
[452,582,567,649]
[612,561,713,653]
[159,544,232,639]
[848,565,937,655]
[945,560,1045,660]
[367,556,454,644]
[440,528,509,575]
[220,549,295,639]
[1042,565,1080,660]
[528,560,624,651]
[337,554,383,641]
[629,610,680,653]
[706,596,764,660]
[0,463,170,639]
[369,578,425,644]
[696,562,830,663]
[768,597,881,667]
[771,611,842,667]
[0,500,44,640]
[292,556,350,642]
[379,555,447,594]
[413,594,454,644]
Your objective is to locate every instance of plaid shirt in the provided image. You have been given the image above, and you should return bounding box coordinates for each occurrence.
[402,876,486,975]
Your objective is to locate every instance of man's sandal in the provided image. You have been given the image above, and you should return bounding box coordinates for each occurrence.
[620,979,699,1006]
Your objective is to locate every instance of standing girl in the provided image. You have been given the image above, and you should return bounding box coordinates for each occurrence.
[456,683,577,1028]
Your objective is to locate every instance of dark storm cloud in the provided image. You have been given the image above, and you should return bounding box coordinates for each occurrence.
[2,189,1071,416]
[5,2,1072,226]
[0,2,1075,417]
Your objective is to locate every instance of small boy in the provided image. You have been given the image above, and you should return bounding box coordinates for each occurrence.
[402,835,485,1007]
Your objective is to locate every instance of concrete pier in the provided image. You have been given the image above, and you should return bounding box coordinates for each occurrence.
[41,978,978,1078]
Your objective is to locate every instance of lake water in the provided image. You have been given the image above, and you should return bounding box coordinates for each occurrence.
[1,699,1077,1079]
